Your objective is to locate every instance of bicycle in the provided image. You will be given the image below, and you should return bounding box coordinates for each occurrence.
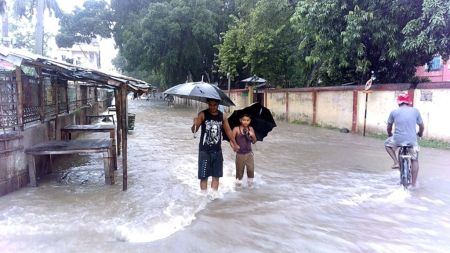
[398,144,413,189]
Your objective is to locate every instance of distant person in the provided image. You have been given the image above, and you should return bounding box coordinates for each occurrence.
[385,93,424,187]
[166,95,174,107]
[232,114,257,187]
[191,99,239,193]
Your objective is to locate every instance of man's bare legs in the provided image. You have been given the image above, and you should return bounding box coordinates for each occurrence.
[200,179,208,190]
[411,160,419,187]
[385,146,399,168]
[200,178,220,191]
[211,177,219,190]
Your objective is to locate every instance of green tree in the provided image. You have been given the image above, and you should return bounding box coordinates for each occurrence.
[217,0,303,86]
[403,0,450,61]
[55,0,113,48]
[290,0,448,85]
[116,0,229,87]
[57,0,234,87]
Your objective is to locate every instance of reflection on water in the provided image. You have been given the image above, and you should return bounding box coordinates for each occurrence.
[1,99,450,253]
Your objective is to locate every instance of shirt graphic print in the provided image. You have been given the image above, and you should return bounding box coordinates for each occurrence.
[203,119,222,146]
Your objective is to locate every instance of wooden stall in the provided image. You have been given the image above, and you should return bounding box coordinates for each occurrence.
[0,47,151,192]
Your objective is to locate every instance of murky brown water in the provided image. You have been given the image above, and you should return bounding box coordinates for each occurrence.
[1,98,450,253]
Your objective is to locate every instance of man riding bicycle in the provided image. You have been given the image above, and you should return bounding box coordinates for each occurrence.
[385,93,424,187]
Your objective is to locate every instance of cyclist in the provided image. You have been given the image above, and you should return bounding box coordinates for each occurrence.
[385,93,424,187]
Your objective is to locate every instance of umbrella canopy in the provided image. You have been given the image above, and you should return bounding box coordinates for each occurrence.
[241,75,266,83]
[164,81,235,106]
[223,103,276,142]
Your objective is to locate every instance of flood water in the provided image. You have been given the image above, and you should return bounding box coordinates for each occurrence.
[1,98,450,253]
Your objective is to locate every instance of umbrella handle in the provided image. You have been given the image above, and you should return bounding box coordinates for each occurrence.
[193,104,200,138]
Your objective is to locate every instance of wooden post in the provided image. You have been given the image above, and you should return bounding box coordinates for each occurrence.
[121,85,128,191]
[103,147,114,185]
[64,81,69,113]
[115,89,121,156]
[94,87,99,114]
[110,129,117,170]
[38,67,45,122]
[54,80,59,140]
[351,90,358,133]
[15,67,24,131]
[27,155,37,187]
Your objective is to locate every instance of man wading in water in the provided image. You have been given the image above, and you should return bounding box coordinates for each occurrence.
[191,99,239,193]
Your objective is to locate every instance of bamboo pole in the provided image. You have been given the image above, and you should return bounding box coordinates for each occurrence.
[121,85,128,191]
[115,89,121,156]
[54,79,59,140]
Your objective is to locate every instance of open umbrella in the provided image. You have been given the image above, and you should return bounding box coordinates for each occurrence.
[223,103,276,142]
[163,81,235,106]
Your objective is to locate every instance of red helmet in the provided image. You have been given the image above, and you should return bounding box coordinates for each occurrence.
[397,93,411,105]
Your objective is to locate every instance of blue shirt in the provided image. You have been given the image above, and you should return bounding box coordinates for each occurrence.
[387,105,423,145]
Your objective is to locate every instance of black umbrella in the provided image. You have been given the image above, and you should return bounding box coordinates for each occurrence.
[223,103,276,142]
[163,81,235,106]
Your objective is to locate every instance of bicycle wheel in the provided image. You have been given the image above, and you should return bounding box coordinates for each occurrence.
[401,159,409,189]
[406,160,412,186]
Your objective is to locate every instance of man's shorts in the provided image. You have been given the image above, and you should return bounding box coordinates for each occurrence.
[198,151,223,179]
[384,136,419,160]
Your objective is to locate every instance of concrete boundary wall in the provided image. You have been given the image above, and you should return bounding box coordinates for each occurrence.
[172,82,450,141]
[265,83,450,141]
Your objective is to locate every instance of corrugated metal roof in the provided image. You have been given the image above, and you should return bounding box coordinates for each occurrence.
[0,46,151,92]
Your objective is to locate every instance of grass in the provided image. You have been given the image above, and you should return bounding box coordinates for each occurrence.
[366,132,450,150]
[290,119,310,125]
[289,121,450,150]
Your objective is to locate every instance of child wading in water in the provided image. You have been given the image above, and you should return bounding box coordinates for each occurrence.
[232,114,257,187]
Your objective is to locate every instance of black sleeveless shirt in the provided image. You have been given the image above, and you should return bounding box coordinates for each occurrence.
[199,109,223,152]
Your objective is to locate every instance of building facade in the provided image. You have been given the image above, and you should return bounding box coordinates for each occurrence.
[415,55,450,82]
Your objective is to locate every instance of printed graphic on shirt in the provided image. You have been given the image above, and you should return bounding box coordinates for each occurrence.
[203,119,222,146]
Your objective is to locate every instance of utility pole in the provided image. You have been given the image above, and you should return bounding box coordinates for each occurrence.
[227,72,231,112]
[227,72,231,97]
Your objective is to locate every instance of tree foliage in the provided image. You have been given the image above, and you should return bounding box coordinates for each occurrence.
[289,0,427,85]
[217,0,301,86]
[56,0,450,87]
[219,0,450,86]
[56,0,113,48]
[403,0,450,61]
[115,0,231,87]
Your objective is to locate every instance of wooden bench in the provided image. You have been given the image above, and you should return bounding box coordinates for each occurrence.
[61,124,117,170]
[86,114,115,125]
[25,139,114,187]
[107,106,116,113]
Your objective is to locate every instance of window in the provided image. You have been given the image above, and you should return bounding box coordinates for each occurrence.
[426,56,442,71]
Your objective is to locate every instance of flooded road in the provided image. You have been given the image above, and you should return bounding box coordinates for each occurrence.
[1,99,450,253]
